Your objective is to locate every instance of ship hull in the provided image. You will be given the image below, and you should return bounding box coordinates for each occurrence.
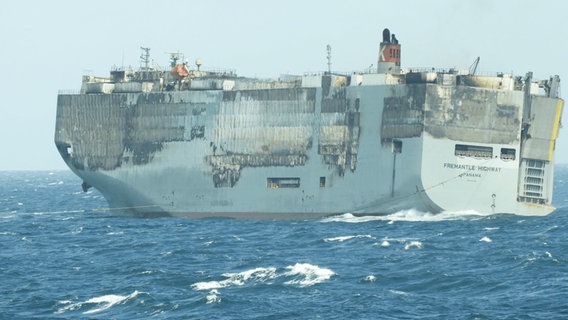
[55,73,563,218]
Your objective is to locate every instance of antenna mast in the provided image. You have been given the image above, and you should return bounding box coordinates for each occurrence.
[140,47,151,70]
[326,44,332,74]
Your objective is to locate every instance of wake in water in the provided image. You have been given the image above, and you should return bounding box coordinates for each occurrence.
[321,208,497,223]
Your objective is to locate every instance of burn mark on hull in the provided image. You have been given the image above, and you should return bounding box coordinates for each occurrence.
[319,87,360,176]
[424,85,521,144]
[57,85,361,186]
[381,85,425,143]
[207,154,309,187]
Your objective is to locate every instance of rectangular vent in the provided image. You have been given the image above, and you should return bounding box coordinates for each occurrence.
[455,144,493,159]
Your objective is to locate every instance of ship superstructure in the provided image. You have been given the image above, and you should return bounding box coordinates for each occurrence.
[55,29,563,218]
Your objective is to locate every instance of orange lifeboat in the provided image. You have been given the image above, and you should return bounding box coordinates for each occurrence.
[171,64,189,79]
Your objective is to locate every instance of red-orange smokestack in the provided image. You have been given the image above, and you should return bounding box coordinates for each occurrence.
[377,28,401,73]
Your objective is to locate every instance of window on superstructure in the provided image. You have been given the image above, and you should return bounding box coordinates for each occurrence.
[500,148,516,161]
[320,177,326,188]
[455,144,493,159]
[393,140,402,153]
[267,177,300,189]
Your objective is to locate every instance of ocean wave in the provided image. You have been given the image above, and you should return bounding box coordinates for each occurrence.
[192,263,335,292]
[321,208,494,223]
[206,289,221,304]
[323,234,372,242]
[282,263,335,287]
[363,275,377,282]
[0,213,16,219]
[192,267,278,291]
[404,240,423,250]
[56,290,143,314]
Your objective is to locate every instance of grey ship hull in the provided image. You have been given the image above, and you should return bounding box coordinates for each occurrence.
[55,70,563,218]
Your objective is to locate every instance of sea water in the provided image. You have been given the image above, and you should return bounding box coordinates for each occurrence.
[1,168,567,319]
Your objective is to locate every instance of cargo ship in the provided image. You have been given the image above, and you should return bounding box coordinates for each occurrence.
[55,28,563,218]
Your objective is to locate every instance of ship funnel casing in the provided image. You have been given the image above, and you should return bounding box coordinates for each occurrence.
[377,28,401,74]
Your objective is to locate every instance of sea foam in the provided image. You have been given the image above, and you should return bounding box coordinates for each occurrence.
[192,263,335,291]
[323,234,372,242]
[283,263,335,287]
[321,208,492,223]
[56,290,142,314]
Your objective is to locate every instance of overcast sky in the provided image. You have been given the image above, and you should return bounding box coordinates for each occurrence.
[1,0,567,170]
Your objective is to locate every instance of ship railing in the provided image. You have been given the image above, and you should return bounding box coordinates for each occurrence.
[303,70,353,76]
[404,67,465,75]
[201,68,237,77]
[58,89,81,95]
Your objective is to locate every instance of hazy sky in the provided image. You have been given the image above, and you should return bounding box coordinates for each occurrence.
[1,0,567,170]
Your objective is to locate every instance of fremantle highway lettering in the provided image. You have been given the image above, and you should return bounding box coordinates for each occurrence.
[443,162,502,178]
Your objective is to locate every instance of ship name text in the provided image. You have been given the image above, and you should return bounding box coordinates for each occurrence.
[443,162,503,173]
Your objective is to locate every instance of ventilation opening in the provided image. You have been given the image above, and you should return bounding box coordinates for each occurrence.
[455,144,493,159]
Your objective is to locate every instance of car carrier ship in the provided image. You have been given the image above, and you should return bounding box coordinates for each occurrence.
[55,28,563,218]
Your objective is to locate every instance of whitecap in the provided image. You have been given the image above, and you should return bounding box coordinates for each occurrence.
[192,264,334,291]
[387,209,493,222]
[321,208,496,223]
[320,213,385,223]
[479,236,492,242]
[364,275,377,282]
[283,263,335,287]
[138,270,154,275]
[380,240,390,247]
[56,290,142,314]
[483,227,500,231]
[206,289,221,304]
[323,235,372,242]
[192,267,278,291]
[404,241,423,250]
[389,289,408,296]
